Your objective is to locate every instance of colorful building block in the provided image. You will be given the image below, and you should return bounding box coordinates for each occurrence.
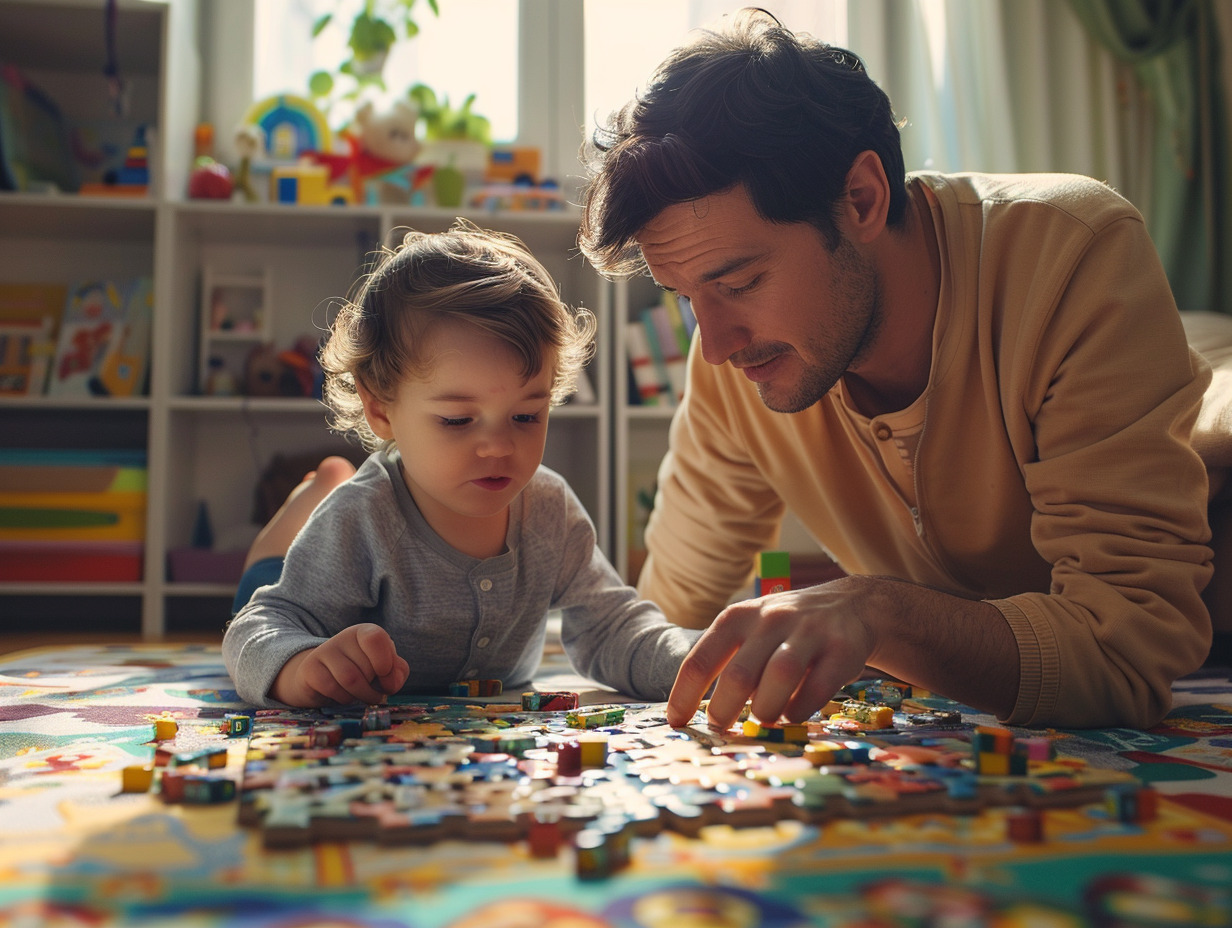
[838,700,895,729]
[522,691,579,711]
[172,746,227,769]
[1106,782,1159,823]
[578,732,609,767]
[754,550,791,596]
[121,764,154,792]
[565,705,626,729]
[222,713,252,736]
[183,774,237,804]
[742,719,808,742]
[1006,806,1044,842]
[449,679,503,697]
[152,717,178,741]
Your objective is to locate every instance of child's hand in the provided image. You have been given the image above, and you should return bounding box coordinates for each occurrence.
[269,624,410,707]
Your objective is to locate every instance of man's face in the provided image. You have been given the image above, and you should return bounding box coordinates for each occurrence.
[638,184,880,413]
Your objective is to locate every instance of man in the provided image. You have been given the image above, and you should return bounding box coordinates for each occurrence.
[578,8,1219,731]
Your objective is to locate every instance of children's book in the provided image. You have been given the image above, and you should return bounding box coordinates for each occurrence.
[47,278,153,397]
[0,282,65,395]
[625,320,664,406]
[0,317,55,395]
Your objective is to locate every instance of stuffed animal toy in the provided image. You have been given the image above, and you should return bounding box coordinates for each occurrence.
[350,99,421,165]
[307,100,423,201]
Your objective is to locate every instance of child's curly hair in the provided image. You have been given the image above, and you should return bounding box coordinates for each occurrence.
[321,219,596,452]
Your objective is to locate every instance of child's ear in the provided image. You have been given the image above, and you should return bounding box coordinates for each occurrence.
[354,380,395,440]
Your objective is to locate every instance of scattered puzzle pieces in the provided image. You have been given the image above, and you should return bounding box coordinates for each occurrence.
[234,697,1142,852]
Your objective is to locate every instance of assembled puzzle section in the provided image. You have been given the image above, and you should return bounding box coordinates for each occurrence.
[235,683,1145,864]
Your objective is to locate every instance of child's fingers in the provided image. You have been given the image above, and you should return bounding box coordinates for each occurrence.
[305,646,390,705]
[353,624,409,693]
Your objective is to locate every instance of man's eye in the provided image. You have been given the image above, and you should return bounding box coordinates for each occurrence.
[724,277,759,296]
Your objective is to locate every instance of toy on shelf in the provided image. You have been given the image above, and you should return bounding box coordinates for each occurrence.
[188,124,232,200]
[235,94,334,204]
[469,147,565,212]
[242,339,322,399]
[166,499,247,585]
[78,127,150,197]
[198,268,270,396]
[232,124,263,203]
[242,94,331,162]
[0,63,80,194]
[269,162,354,206]
[307,99,424,205]
[47,278,154,397]
[0,282,65,396]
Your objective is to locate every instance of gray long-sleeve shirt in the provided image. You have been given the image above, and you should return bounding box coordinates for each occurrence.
[222,452,700,707]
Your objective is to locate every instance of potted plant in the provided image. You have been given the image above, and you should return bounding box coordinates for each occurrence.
[407,82,491,206]
[307,0,440,119]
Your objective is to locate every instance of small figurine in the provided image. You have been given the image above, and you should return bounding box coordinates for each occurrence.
[233,124,264,203]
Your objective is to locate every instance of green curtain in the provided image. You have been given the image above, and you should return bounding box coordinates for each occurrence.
[1067,0,1229,314]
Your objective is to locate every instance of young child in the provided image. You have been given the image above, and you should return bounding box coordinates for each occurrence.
[222,220,700,708]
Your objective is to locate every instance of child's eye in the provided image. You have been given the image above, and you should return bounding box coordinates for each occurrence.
[513,413,541,424]
[439,416,471,427]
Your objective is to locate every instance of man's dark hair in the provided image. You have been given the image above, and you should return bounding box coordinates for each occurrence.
[579,7,907,277]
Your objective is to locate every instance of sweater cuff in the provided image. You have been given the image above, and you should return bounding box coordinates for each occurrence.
[986,597,1057,726]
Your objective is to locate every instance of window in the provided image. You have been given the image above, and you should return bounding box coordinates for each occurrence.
[582,1,848,134]
[253,0,519,142]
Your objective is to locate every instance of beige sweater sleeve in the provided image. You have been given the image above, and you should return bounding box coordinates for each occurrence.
[984,208,1212,728]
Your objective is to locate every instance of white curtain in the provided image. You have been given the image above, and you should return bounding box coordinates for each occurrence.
[847,0,1154,219]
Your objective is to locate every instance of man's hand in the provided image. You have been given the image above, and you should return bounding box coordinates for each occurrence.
[667,579,874,730]
[270,623,410,707]
[665,574,1019,731]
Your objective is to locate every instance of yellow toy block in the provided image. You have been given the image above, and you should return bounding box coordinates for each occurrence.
[578,733,609,768]
[152,718,178,741]
[121,764,155,792]
[977,752,1010,776]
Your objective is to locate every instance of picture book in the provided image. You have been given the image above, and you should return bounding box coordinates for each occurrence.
[0,282,64,396]
[47,277,153,397]
[0,317,55,395]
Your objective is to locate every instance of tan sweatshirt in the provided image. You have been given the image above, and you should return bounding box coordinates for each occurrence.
[638,172,1213,729]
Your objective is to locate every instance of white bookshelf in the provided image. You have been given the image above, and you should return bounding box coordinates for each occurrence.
[0,0,614,636]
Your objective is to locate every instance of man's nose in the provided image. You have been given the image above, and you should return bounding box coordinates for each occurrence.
[690,296,748,366]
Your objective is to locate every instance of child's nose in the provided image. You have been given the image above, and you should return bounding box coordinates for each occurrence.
[477,423,515,457]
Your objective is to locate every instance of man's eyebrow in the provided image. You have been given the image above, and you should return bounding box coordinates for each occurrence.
[654,254,762,293]
[700,255,761,284]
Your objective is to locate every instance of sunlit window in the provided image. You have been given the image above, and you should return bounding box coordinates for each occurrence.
[253,0,519,141]
[583,1,848,135]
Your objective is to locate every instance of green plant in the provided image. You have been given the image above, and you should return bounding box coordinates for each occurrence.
[307,0,439,104]
[408,83,491,144]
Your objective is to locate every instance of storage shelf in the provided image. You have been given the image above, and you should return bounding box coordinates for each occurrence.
[165,583,238,598]
[0,582,146,596]
[0,0,626,636]
[0,395,151,410]
[167,396,328,414]
[0,194,157,240]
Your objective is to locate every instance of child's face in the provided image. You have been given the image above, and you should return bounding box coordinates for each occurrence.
[361,318,553,532]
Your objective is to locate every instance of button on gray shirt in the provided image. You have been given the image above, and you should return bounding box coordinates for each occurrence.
[223,452,700,707]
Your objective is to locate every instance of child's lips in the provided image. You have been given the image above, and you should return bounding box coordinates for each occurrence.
[473,476,512,491]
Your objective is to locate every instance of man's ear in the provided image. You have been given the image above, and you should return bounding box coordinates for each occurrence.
[354,379,395,440]
[839,150,891,244]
